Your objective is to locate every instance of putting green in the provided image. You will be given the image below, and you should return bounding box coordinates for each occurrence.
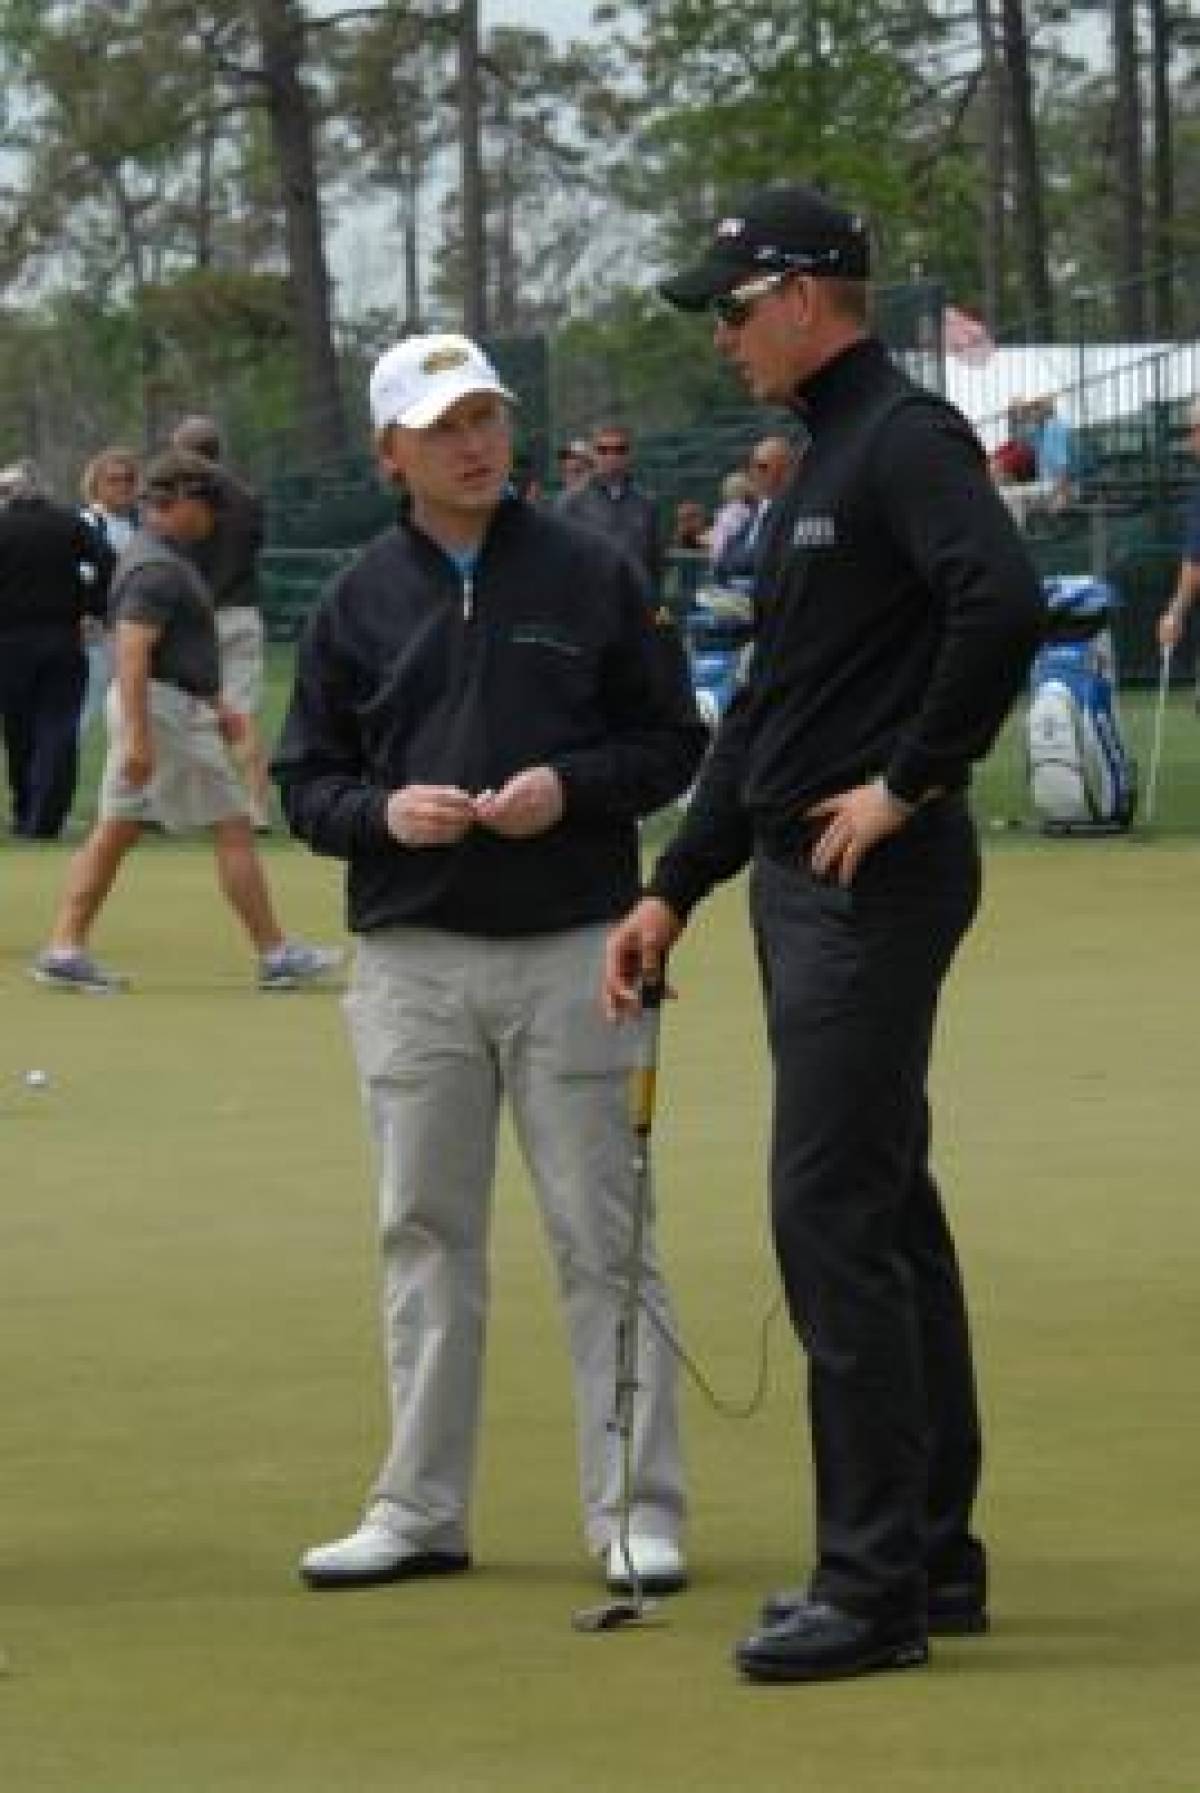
[2,820,1199,1791]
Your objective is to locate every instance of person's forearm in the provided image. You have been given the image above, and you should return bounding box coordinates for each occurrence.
[1167,560,1200,620]
[114,626,155,744]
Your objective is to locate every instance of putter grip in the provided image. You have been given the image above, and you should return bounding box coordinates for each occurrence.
[630,975,664,1135]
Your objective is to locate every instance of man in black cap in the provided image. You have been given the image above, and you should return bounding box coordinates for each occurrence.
[604,183,1044,1684]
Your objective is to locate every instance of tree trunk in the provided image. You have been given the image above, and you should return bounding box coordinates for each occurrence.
[1147,0,1173,336]
[1112,0,1145,337]
[195,90,216,272]
[973,0,1005,330]
[491,77,517,332]
[252,0,347,461]
[998,0,1052,334]
[459,0,487,337]
[401,141,422,330]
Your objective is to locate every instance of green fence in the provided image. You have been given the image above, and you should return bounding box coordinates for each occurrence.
[260,547,353,640]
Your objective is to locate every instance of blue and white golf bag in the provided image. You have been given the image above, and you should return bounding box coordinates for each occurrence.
[1026,576,1136,833]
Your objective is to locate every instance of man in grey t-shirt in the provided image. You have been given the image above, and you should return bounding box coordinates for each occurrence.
[32,449,340,994]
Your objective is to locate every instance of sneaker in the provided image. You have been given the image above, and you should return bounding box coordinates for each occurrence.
[258,941,342,991]
[300,1520,470,1591]
[604,1534,688,1596]
[32,950,126,993]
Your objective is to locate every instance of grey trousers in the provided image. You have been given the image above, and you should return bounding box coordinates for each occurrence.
[344,923,687,1557]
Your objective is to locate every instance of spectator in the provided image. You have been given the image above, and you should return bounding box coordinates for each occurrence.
[0,459,113,837]
[707,469,756,567]
[666,498,711,616]
[81,447,140,554]
[671,498,709,551]
[1026,396,1078,511]
[170,416,272,829]
[558,425,664,591]
[31,449,340,994]
[555,438,593,499]
[1155,397,1200,658]
[711,434,796,590]
[79,446,140,736]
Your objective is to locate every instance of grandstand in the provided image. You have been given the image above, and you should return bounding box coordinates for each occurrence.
[259,263,1200,682]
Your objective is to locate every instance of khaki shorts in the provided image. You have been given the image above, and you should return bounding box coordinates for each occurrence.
[99,680,250,833]
[216,606,265,715]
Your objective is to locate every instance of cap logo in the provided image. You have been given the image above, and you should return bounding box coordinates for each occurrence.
[422,346,469,375]
[715,217,745,239]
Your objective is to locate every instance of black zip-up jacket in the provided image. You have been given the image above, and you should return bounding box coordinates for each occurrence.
[0,497,114,634]
[651,337,1045,919]
[274,496,706,937]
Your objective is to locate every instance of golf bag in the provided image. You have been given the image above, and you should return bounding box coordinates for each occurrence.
[685,584,754,736]
[1026,575,1136,834]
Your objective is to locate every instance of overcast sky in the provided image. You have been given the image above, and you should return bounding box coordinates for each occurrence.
[482,0,596,35]
[333,0,605,313]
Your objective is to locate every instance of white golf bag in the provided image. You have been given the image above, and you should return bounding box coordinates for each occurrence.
[1026,577,1136,834]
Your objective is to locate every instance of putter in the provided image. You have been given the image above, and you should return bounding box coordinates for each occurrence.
[1144,642,1172,823]
[572,974,665,1634]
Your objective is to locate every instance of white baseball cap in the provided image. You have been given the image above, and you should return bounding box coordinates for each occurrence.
[368,333,515,432]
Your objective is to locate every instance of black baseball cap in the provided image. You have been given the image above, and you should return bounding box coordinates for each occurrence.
[660,183,871,311]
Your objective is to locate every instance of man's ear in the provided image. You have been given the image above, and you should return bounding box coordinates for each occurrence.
[375,425,408,488]
[785,275,816,331]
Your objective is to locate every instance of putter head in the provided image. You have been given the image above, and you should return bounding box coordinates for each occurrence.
[570,1596,661,1633]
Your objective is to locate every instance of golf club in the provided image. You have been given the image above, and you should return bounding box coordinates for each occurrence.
[1145,642,1172,823]
[571,973,665,1635]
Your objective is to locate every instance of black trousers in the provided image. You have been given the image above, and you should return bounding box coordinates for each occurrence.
[0,629,87,838]
[750,797,983,1619]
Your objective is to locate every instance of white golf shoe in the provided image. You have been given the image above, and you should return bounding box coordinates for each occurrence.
[300,1520,469,1590]
[604,1534,688,1596]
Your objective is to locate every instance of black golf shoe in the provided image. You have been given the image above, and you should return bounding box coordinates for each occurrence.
[735,1599,929,1685]
[760,1576,988,1637]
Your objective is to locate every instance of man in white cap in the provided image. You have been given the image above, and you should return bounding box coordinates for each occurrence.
[274,333,706,1596]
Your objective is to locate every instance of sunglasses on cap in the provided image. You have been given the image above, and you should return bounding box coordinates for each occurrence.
[710,271,798,329]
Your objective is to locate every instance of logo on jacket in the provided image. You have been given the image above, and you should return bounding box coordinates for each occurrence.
[792,514,836,549]
[510,624,582,656]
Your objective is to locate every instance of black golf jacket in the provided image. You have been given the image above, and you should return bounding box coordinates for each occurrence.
[274,495,706,937]
[650,336,1045,919]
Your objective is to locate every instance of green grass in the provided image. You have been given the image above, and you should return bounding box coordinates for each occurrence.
[51,646,1200,842]
[3,657,1200,1789]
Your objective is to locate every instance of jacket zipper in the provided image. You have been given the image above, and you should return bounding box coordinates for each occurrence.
[461,572,474,621]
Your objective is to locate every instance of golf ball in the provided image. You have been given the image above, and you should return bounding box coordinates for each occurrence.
[24,1069,49,1089]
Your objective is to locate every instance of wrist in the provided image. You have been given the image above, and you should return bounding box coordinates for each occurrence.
[877,776,916,816]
